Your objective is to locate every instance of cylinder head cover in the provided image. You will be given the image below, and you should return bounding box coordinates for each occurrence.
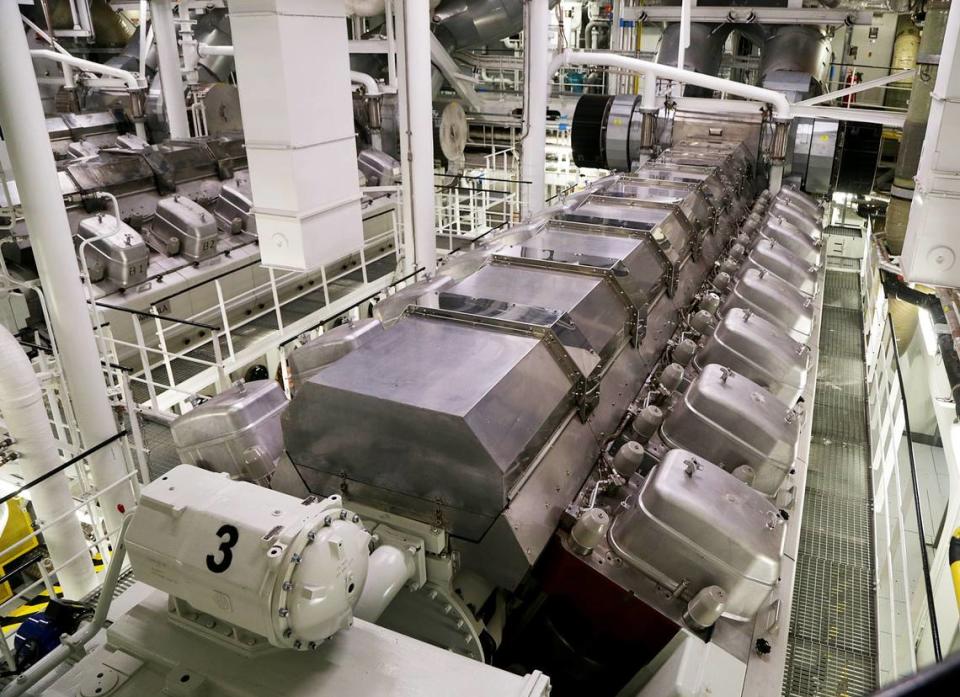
[660,362,685,392]
[126,465,371,650]
[673,338,699,367]
[614,440,646,476]
[631,405,664,441]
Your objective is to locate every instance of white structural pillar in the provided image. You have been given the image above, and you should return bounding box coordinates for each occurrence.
[0,327,98,600]
[676,0,691,97]
[403,0,437,274]
[150,0,190,139]
[0,3,135,539]
[521,0,550,220]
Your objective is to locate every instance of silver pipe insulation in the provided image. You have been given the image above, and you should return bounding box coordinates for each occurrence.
[0,326,99,600]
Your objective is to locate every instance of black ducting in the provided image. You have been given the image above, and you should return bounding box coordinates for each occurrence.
[881,271,960,420]
[570,95,613,168]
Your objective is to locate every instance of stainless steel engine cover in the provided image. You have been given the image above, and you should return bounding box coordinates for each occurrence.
[288,319,384,394]
[660,364,800,495]
[758,217,822,266]
[171,379,288,483]
[496,223,667,308]
[742,237,819,297]
[446,263,627,374]
[774,186,820,219]
[559,195,695,271]
[720,267,814,341]
[595,175,715,238]
[608,448,785,621]
[694,308,810,405]
[767,199,822,241]
[635,162,727,210]
[153,194,220,261]
[213,182,256,234]
[285,314,575,540]
[76,214,149,289]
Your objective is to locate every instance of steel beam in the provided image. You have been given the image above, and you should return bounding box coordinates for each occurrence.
[620,6,873,26]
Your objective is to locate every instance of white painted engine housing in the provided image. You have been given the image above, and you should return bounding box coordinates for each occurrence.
[126,465,371,650]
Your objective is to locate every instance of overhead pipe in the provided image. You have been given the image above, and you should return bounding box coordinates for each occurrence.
[350,70,381,96]
[351,71,383,150]
[28,49,147,138]
[0,325,98,600]
[656,23,735,98]
[29,48,144,90]
[524,48,794,214]
[149,0,190,139]
[0,0,136,541]
[198,42,234,57]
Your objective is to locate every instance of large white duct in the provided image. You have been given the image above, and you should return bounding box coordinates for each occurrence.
[0,326,98,600]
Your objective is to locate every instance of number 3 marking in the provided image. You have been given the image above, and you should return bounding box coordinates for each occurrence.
[206,524,239,573]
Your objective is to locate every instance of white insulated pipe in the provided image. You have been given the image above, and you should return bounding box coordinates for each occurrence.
[524,47,795,215]
[354,544,416,623]
[150,0,190,139]
[0,1,136,540]
[198,43,235,57]
[0,326,98,600]
[402,0,437,274]
[520,0,550,219]
[351,70,381,96]
[548,51,792,118]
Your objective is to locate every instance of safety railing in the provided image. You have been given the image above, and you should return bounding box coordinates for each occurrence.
[434,170,522,255]
[84,200,404,415]
[0,322,143,672]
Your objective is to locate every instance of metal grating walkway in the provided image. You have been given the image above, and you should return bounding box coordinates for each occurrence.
[783,270,879,697]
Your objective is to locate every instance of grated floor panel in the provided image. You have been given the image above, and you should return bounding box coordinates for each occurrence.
[783,269,879,697]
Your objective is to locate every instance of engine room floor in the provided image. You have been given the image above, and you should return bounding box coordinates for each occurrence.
[782,268,879,697]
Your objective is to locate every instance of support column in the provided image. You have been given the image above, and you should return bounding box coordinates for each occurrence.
[887,2,950,255]
[150,0,190,139]
[0,4,135,540]
[521,0,549,218]
[402,0,437,273]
